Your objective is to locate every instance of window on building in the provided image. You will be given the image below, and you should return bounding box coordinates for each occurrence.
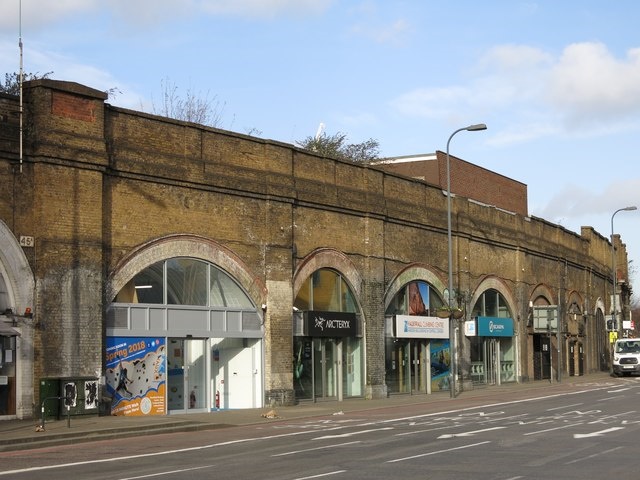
[385,281,445,316]
[294,268,357,312]
[114,258,253,308]
[471,289,510,318]
[167,258,207,305]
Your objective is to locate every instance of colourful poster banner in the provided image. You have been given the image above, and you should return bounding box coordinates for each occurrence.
[430,339,451,391]
[105,337,166,416]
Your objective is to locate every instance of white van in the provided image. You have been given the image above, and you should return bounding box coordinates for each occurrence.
[613,338,640,376]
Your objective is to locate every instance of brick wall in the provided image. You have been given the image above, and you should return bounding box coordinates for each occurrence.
[0,79,626,406]
[375,152,528,217]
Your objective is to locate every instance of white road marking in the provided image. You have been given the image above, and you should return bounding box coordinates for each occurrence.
[573,427,624,438]
[560,410,600,415]
[547,403,583,411]
[293,471,346,479]
[588,411,634,424]
[313,427,394,440]
[387,441,490,463]
[120,465,215,479]
[523,423,583,436]
[272,441,360,457]
[0,383,625,476]
[395,424,463,437]
[437,426,506,439]
[0,430,319,476]
[459,411,505,417]
[565,446,623,464]
[373,386,614,425]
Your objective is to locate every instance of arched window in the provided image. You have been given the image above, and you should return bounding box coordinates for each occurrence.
[294,268,357,313]
[471,289,511,318]
[385,280,445,316]
[114,258,253,308]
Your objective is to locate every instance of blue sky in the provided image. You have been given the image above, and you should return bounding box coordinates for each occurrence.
[1,0,639,289]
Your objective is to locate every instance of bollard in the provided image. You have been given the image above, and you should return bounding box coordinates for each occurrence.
[39,396,61,432]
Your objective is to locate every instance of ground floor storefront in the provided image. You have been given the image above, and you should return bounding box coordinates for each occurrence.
[105,335,263,415]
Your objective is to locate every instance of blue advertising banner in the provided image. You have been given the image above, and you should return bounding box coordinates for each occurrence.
[477,317,514,337]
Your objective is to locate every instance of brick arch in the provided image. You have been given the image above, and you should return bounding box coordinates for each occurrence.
[0,220,35,313]
[566,290,584,313]
[106,234,267,306]
[293,248,363,299]
[384,263,446,309]
[529,283,557,305]
[565,290,585,339]
[470,276,517,316]
[594,297,606,317]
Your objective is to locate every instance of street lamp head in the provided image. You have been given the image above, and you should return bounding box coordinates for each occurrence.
[465,123,487,132]
[624,206,637,211]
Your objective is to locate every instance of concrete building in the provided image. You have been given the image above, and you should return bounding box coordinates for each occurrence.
[0,79,631,420]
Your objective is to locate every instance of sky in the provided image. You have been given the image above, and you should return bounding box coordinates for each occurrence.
[1,0,639,288]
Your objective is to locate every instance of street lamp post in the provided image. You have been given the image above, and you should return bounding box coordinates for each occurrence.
[611,206,637,338]
[446,123,487,398]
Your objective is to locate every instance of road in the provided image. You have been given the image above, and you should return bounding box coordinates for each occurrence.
[1,376,639,479]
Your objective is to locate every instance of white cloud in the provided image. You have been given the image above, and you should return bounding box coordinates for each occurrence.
[345,1,411,46]
[0,0,99,32]
[478,44,553,74]
[538,177,640,220]
[486,122,559,147]
[196,0,333,18]
[349,18,412,46]
[390,42,640,147]
[337,110,377,128]
[390,86,477,118]
[17,45,144,109]
[548,42,640,126]
[0,0,332,33]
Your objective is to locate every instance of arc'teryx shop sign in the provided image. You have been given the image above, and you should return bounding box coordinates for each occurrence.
[303,311,357,337]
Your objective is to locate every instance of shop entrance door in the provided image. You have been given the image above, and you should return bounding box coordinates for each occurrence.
[411,341,428,393]
[485,339,499,385]
[578,343,584,376]
[533,335,552,380]
[387,340,429,394]
[167,338,207,413]
[314,338,339,400]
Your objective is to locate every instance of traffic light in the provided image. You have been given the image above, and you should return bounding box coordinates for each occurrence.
[607,319,618,332]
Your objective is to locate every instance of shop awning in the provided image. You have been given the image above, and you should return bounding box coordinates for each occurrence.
[0,322,21,336]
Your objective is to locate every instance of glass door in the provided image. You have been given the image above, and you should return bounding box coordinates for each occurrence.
[293,338,313,400]
[314,338,338,400]
[485,339,498,385]
[342,337,363,397]
[412,340,428,393]
[167,338,207,413]
[386,339,410,394]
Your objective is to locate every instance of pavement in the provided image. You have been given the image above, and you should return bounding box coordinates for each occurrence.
[0,372,616,453]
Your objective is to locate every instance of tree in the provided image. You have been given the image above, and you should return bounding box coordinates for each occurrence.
[0,71,52,95]
[296,131,380,164]
[152,78,225,128]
